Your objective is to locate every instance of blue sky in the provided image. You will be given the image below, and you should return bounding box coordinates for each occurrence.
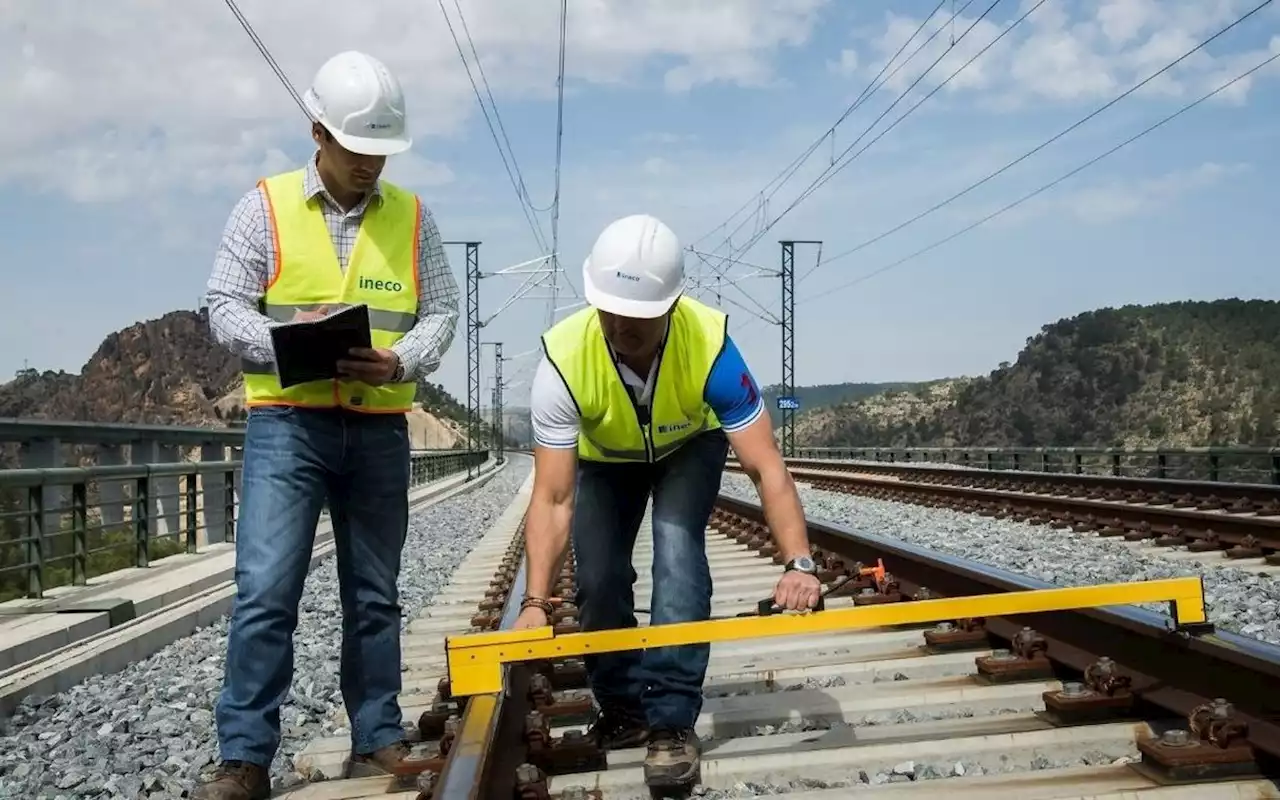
[2,0,1279,411]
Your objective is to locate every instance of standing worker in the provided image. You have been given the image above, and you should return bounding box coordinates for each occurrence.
[519,214,821,789]
[197,51,459,800]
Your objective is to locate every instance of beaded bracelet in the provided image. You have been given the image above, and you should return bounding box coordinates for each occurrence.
[520,596,555,615]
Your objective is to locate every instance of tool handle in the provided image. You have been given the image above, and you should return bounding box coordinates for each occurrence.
[755,595,825,616]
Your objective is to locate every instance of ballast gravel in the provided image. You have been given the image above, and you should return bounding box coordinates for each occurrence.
[719,472,1280,646]
[0,456,531,800]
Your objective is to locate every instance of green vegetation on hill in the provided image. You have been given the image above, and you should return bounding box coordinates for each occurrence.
[794,299,1280,449]
[416,380,467,424]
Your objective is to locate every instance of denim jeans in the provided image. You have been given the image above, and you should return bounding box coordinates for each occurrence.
[215,405,411,767]
[571,428,729,731]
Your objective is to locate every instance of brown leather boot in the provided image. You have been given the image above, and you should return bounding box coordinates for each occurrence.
[189,761,271,800]
[345,740,414,778]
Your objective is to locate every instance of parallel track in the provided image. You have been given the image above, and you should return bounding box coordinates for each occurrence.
[283,471,1280,800]
[749,460,1280,565]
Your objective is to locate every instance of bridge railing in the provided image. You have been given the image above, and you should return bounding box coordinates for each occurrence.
[0,419,488,602]
[786,446,1280,485]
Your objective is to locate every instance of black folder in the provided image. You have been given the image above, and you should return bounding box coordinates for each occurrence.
[269,304,373,388]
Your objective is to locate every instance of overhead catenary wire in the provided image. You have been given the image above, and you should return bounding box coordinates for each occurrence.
[437,0,550,258]
[546,0,570,327]
[688,0,952,255]
[797,47,1280,308]
[690,0,1004,333]
[448,0,547,225]
[710,0,1012,272]
[221,0,309,117]
[684,0,967,328]
[688,0,963,310]
[798,0,1277,284]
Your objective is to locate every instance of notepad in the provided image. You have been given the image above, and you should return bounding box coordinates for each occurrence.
[269,304,373,388]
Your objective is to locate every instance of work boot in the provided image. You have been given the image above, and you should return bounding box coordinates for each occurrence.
[587,705,649,750]
[345,740,416,778]
[189,761,271,800]
[644,727,701,788]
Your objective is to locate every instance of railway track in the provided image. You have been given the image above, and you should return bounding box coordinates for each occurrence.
[749,459,1280,568]
[284,471,1280,800]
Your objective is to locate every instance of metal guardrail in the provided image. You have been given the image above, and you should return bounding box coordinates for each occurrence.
[0,449,488,602]
[789,446,1280,485]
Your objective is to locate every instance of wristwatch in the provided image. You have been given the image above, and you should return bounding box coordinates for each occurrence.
[391,359,406,383]
[784,555,818,576]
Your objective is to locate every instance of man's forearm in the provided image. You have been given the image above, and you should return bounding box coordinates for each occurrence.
[522,498,574,598]
[392,310,458,382]
[753,463,810,560]
[206,292,277,364]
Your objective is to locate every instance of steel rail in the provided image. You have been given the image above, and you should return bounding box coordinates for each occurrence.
[426,489,1280,793]
[434,516,534,800]
[715,492,1280,767]
[779,456,1280,506]
[750,463,1280,553]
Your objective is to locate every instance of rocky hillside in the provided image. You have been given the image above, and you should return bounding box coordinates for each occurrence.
[0,308,474,450]
[2,310,237,425]
[795,299,1280,449]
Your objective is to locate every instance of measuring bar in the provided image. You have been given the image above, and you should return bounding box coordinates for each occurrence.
[444,576,1207,695]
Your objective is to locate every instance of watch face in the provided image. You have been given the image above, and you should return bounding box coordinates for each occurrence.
[792,555,816,572]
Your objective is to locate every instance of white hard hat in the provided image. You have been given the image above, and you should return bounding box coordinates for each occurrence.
[582,214,685,319]
[303,51,412,157]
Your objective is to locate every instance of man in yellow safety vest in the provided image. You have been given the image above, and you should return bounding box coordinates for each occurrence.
[517,214,821,789]
[197,51,459,800]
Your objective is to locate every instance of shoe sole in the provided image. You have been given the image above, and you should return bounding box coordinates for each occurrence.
[344,760,395,779]
[643,761,701,788]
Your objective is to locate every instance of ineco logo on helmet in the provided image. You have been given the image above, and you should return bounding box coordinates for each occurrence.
[359,277,404,292]
[614,271,641,282]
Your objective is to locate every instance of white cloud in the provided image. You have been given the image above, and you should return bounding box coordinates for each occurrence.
[849,0,1280,108]
[971,161,1251,229]
[0,0,828,202]
[1063,161,1251,223]
[829,48,860,77]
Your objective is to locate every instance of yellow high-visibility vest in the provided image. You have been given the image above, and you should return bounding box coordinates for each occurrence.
[241,168,419,413]
[541,295,727,462]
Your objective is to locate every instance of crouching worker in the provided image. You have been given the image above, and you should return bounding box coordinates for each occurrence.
[513,214,821,789]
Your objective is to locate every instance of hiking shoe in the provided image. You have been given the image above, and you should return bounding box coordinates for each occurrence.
[190,761,271,800]
[644,727,701,787]
[588,705,649,750]
[345,740,416,778]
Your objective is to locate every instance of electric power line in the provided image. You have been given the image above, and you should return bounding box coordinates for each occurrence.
[690,0,1007,329]
[546,0,570,327]
[712,0,1012,270]
[221,0,308,116]
[436,0,550,255]
[800,47,1280,307]
[685,1,968,321]
[800,0,1276,283]
[689,0,953,254]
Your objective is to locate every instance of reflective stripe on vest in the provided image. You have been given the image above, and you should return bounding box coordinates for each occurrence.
[241,168,421,413]
[541,295,727,463]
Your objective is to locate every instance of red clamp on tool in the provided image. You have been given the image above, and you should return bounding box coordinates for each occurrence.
[859,558,887,589]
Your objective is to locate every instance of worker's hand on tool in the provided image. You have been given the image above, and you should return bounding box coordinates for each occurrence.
[773,570,822,612]
[514,606,550,630]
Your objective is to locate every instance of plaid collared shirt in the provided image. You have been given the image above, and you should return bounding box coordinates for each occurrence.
[205,154,459,381]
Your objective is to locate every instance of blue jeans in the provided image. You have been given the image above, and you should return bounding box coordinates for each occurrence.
[571,428,729,731]
[215,406,411,767]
